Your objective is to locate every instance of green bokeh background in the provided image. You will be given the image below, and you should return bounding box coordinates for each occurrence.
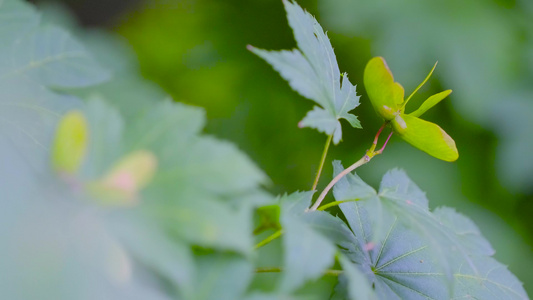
[35,0,533,293]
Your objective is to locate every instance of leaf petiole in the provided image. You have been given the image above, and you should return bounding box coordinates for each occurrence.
[308,123,392,212]
[317,199,359,211]
[312,134,333,191]
[254,229,284,250]
[255,267,343,276]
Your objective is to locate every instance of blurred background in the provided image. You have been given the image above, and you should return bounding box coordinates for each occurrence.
[31,0,532,293]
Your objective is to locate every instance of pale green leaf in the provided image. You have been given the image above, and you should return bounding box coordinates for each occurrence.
[81,98,124,179]
[188,253,253,300]
[332,167,524,299]
[279,192,336,292]
[0,79,82,176]
[301,210,358,253]
[146,188,253,254]
[122,100,267,195]
[452,257,528,300]
[0,0,39,46]
[336,254,376,300]
[0,27,109,87]
[433,207,494,256]
[249,0,361,144]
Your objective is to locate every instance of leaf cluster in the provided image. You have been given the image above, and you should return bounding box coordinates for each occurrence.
[0,0,528,300]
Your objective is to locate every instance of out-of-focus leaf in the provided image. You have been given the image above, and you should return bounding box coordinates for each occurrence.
[108,215,194,294]
[0,80,82,177]
[81,98,124,178]
[0,0,39,46]
[249,0,361,144]
[0,185,171,300]
[51,110,88,174]
[0,27,109,87]
[89,150,158,205]
[123,100,267,195]
[0,1,269,299]
[188,253,253,300]
[392,114,458,162]
[148,188,253,254]
[301,210,357,252]
[245,293,315,300]
[278,192,336,292]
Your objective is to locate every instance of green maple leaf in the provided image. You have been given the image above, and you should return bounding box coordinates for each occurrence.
[248,0,361,144]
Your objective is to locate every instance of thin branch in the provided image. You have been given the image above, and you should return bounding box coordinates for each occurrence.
[255,267,343,276]
[307,155,370,212]
[312,134,333,191]
[317,199,359,211]
[307,123,392,212]
[254,229,283,250]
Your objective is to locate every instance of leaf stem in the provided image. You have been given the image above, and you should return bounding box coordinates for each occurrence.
[255,267,343,276]
[254,229,284,250]
[308,155,370,212]
[307,123,392,212]
[312,134,333,191]
[317,199,359,211]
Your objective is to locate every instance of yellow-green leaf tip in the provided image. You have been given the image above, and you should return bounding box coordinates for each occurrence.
[51,110,89,174]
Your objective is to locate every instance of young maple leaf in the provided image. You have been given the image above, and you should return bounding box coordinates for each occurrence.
[248,0,361,144]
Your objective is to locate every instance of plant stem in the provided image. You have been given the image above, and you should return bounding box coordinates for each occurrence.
[317,199,359,211]
[312,134,333,191]
[254,229,283,250]
[256,267,283,273]
[255,267,343,276]
[308,155,370,212]
[307,123,392,212]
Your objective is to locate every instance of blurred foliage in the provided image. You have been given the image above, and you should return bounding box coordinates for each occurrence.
[110,0,533,293]
[12,0,533,296]
[1,1,268,298]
